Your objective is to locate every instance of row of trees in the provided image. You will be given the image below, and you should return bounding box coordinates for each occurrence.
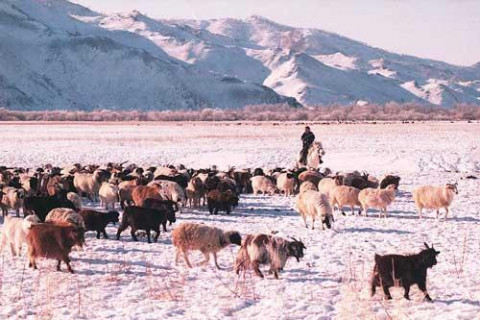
[0,103,479,121]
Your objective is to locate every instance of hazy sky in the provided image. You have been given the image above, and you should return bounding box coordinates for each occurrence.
[71,0,480,66]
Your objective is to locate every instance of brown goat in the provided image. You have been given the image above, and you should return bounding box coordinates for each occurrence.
[207,189,239,215]
[27,222,85,273]
[131,185,162,207]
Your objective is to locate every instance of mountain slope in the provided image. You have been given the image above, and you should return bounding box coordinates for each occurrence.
[0,0,295,110]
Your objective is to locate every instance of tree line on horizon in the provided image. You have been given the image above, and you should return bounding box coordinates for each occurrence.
[0,103,479,121]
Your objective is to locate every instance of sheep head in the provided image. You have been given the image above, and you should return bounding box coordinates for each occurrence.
[446,183,458,195]
[225,231,242,246]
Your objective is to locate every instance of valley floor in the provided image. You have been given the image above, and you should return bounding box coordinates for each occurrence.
[0,121,479,319]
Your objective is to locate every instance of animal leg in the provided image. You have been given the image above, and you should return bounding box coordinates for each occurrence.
[403,284,411,300]
[29,257,37,269]
[311,216,316,230]
[102,229,108,239]
[153,226,160,243]
[63,255,73,273]
[251,260,264,278]
[146,229,151,243]
[382,285,393,300]
[273,270,279,279]
[302,215,308,229]
[213,252,221,269]
[444,207,449,220]
[418,281,432,301]
[436,209,440,219]
[182,249,193,268]
[363,206,368,217]
[96,231,101,239]
[418,207,423,219]
[57,259,62,271]
[116,224,127,240]
[371,279,377,297]
[199,251,210,266]
[130,227,138,241]
[10,243,17,256]
[162,221,167,232]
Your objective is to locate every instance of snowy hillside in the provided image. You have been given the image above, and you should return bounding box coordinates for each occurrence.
[1,0,480,109]
[0,0,294,111]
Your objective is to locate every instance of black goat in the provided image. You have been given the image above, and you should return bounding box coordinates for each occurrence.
[23,190,75,222]
[371,243,440,301]
[79,209,119,239]
[116,205,176,243]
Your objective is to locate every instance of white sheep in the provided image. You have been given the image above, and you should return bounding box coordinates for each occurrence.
[153,166,177,178]
[147,180,186,204]
[67,192,82,211]
[1,187,25,216]
[99,182,119,209]
[317,176,343,198]
[299,181,318,193]
[0,214,40,256]
[358,184,396,218]
[412,183,458,219]
[330,185,362,216]
[73,169,108,201]
[295,190,334,230]
[251,176,278,195]
[276,172,296,196]
[45,208,85,229]
[172,223,242,269]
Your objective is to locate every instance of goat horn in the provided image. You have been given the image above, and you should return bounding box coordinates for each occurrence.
[424,242,429,249]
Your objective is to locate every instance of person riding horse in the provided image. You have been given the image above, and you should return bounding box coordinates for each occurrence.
[300,126,315,165]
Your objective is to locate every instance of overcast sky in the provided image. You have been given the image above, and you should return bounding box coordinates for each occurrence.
[71,0,480,66]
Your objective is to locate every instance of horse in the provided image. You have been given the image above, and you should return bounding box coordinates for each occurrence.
[296,141,325,169]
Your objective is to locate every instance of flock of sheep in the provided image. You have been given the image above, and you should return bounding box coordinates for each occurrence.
[0,160,461,300]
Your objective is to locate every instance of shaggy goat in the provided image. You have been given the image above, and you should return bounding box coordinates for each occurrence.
[371,243,440,301]
[27,223,85,273]
[235,234,306,279]
[172,223,241,269]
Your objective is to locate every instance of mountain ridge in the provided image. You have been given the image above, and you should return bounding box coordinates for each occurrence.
[1,0,479,110]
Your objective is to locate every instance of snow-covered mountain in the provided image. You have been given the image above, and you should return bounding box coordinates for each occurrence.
[1,0,479,110]
[0,0,295,110]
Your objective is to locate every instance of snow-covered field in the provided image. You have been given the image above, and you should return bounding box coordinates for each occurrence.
[0,121,479,319]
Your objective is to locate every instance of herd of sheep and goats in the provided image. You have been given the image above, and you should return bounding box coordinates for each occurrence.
[0,143,462,302]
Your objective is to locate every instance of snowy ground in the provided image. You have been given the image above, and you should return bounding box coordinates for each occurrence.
[0,121,479,319]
